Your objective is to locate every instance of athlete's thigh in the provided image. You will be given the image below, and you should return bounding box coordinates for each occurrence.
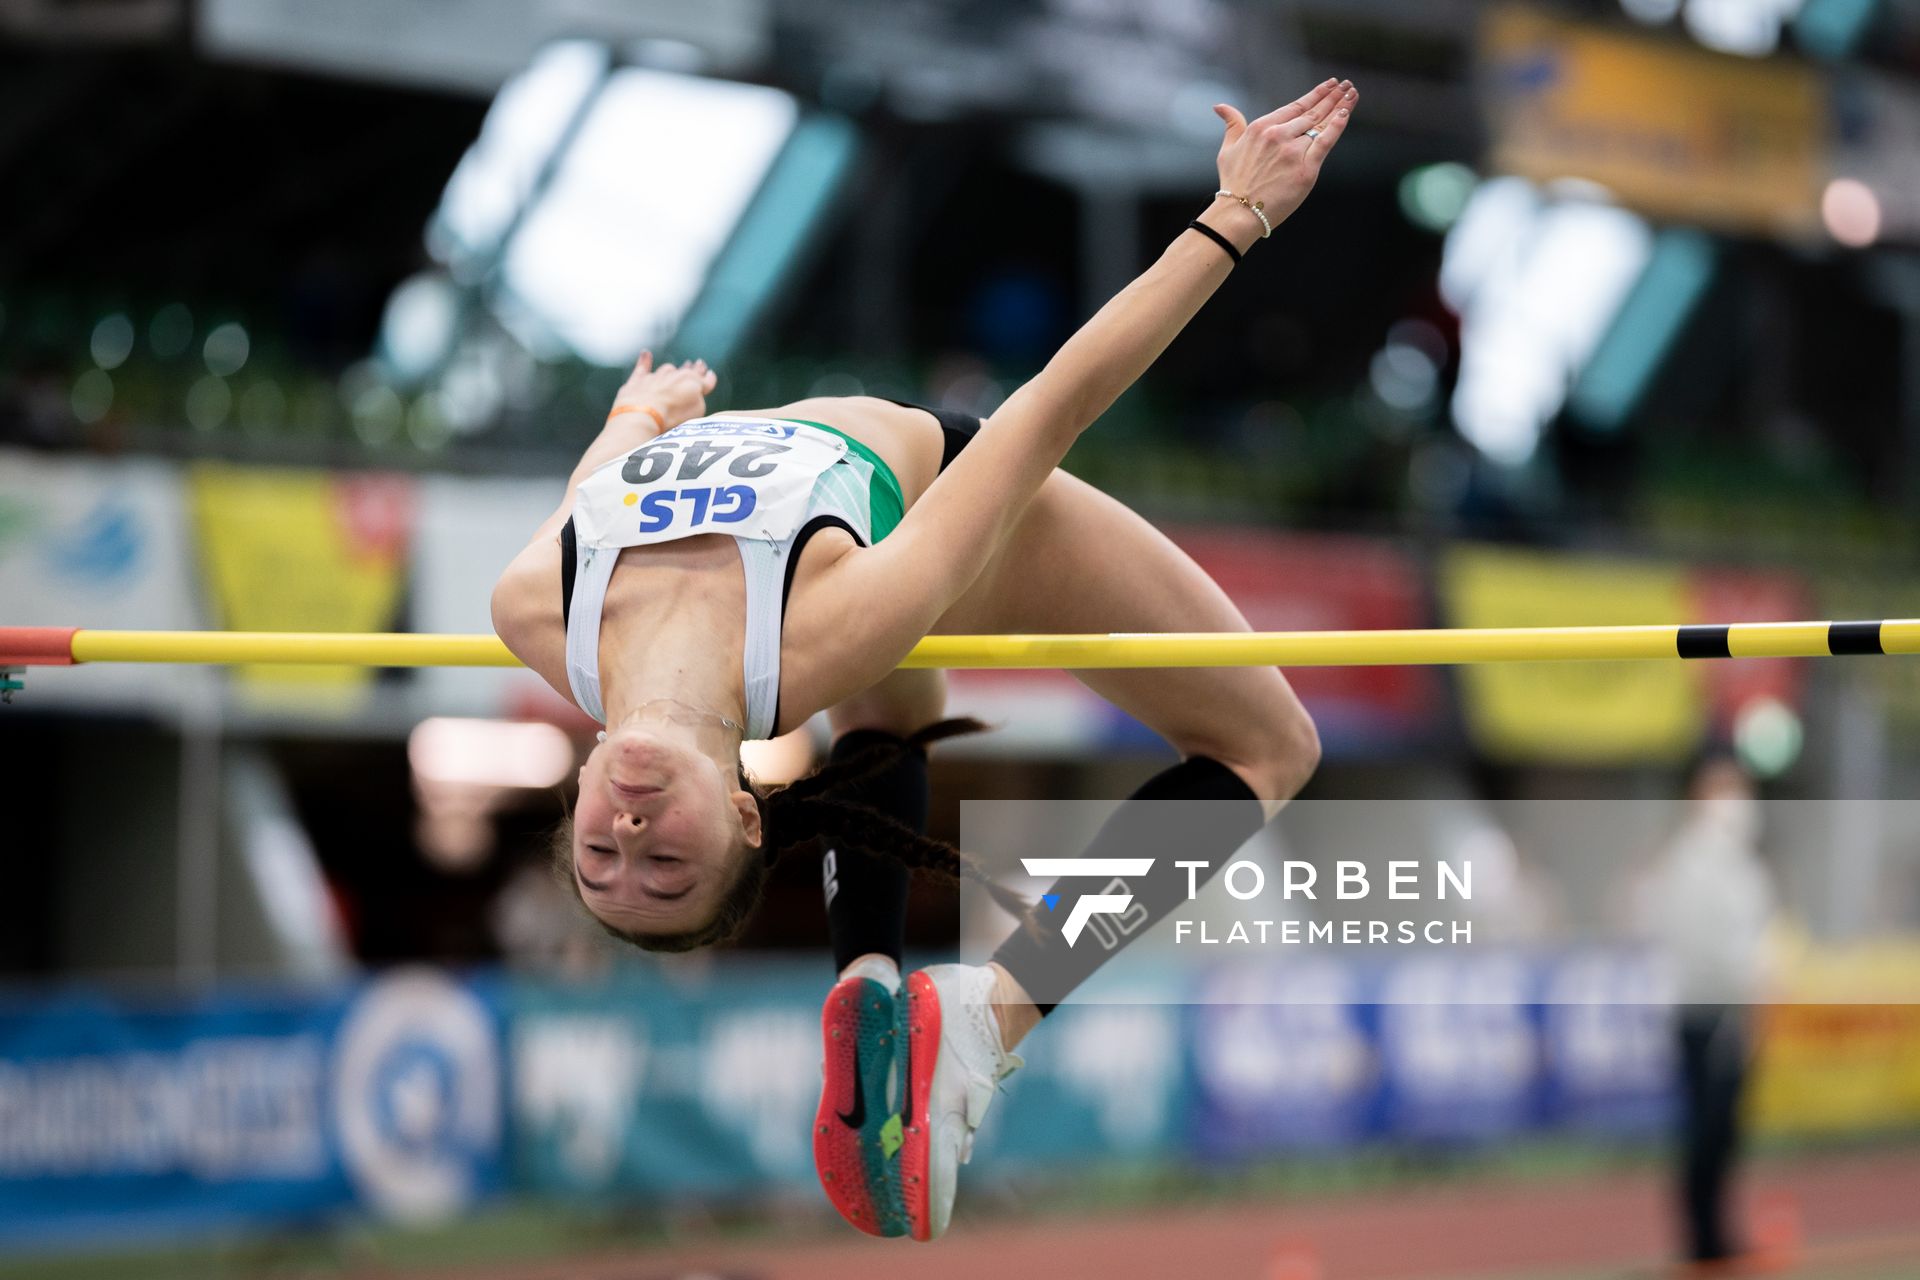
[932,469,1307,765]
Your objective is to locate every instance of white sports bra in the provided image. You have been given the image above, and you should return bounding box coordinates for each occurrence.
[559,416,905,739]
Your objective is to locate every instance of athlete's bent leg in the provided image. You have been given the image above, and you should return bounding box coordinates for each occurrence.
[938,469,1320,1032]
[894,473,1321,1239]
[813,669,946,1238]
[822,669,947,975]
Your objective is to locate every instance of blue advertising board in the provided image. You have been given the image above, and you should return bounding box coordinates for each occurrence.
[506,964,1192,1199]
[1186,949,1673,1160]
[0,950,1675,1248]
[0,970,505,1248]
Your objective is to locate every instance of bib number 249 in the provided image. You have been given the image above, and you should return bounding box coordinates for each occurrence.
[620,438,792,535]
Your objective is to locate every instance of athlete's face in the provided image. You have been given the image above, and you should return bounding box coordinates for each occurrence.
[572,727,762,938]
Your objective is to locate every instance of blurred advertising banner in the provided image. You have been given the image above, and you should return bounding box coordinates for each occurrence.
[190,465,414,710]
[506,965,1189,1197]
[946,530,1438,759]
[1186,952,1675,1159]
[1442,545,1704,764]
[1480,7,1824,237]
[0,971,504,1249]
[508,966,816,1196]
[0,449,200,710]
[1751,939,1920,1137]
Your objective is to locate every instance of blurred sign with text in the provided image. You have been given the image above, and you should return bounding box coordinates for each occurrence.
[1482,7,1825,237]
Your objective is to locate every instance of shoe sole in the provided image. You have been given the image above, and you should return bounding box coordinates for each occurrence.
[899,969,943,1242]
[813,975,906,1237]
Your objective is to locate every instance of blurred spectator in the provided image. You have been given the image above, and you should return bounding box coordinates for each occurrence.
[1633,754,1777,1269]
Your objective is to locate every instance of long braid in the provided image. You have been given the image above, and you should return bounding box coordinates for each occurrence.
[757,718,1031,919]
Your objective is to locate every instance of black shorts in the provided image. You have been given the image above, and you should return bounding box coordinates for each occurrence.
[884,399,981,472]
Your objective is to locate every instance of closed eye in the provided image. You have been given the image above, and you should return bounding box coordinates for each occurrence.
[577,844,617,892]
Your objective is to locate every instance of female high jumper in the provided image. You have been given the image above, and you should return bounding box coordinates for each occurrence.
[490,77,1356,1241]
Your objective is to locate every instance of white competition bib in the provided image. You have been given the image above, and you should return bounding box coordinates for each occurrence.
[572,417,848,549]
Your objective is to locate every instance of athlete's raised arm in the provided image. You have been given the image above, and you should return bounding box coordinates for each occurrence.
[998,80,1355,454]
[812,78,1359,684]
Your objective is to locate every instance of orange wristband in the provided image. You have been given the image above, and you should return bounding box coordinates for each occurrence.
[609,403,666,432]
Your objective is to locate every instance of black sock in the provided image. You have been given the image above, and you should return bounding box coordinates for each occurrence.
[822,729,926,973]
[990,756,1264,1014]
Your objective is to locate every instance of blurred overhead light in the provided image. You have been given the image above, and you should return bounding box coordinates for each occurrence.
[71,370,113,424]
[1369,340,1439,413]
[1398,163,1478,233]
[672,113,858,366]
[1621,0,1817,56]
[623,37,709,75]
[1793,0,1879,58]
[185,376,231,432]
[1822,178,1883,248]
[409,717,575,791]
[1684,0,1805,56]
[378,271,460,385]
[203,322,250,377]
[494,68,797,365]
[1734,696,1803,778]
[1569,229,1716,431]
[1444,179,1652,466]
[434,339,508,435]
[90,313,134,370]
[429,40,610,273]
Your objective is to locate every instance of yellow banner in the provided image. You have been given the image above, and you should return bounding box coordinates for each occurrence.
[1752,940,1920,1136]
[190,465,413,706]
[1441,544,1703,763]
[1481,7,1825,236]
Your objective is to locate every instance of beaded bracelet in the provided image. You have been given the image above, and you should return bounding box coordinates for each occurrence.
[1214,189,1272,238]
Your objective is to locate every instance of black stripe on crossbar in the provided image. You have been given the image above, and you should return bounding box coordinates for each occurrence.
[1676,626,1731,659]
[1829,621,1885,655]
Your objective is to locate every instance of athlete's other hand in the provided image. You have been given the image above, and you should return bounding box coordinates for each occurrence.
[1212,78,1357,235]
[615,351,721,432]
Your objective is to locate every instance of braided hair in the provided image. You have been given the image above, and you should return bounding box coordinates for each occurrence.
[555,717,1028,952]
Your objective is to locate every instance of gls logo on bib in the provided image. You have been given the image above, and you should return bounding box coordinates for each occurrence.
[572,418,846,549]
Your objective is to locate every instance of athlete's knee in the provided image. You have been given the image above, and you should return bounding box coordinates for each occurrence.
[1199,695,1320,804]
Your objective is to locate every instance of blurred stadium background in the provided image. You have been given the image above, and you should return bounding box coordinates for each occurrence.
[3,0,1920,1275]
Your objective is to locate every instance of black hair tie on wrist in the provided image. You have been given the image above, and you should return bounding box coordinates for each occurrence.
[1187,219,1242,266]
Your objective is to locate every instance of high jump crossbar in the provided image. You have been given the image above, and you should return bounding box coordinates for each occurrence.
[1,621,1917,675]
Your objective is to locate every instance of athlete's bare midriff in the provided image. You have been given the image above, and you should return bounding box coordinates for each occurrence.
[493,397,949,728]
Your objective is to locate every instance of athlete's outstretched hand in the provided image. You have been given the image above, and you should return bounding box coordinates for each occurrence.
[1212,78,1357,232]
[614,350,720,433]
